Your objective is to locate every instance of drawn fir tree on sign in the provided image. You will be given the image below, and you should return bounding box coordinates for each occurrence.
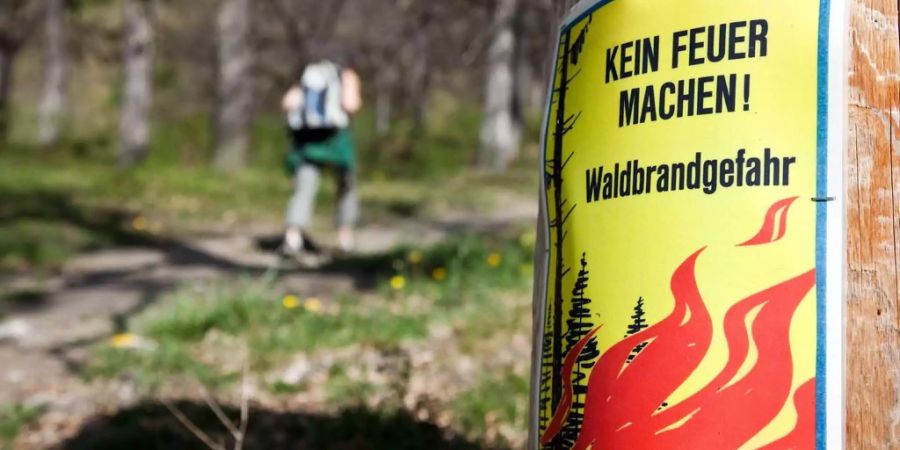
[628,297,649,335]
[558,253,600,449]
[626,297,650,364]
[540,14,592,450]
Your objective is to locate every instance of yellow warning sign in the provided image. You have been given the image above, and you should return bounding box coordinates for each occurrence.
[533,1,844,449]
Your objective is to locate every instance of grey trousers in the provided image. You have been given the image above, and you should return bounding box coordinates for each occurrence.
[286,163,359,229]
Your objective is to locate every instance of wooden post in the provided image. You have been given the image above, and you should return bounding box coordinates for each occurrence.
[556,0,579,19]
[545,0,900,447]
[846,0,900,448]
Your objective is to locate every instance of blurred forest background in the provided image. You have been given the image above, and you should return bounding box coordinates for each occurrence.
[0,0,560,449]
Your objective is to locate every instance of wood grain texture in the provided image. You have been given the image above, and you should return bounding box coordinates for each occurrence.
[847,0,900,448]
[556,0,579,19]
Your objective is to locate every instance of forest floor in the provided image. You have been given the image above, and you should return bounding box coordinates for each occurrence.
[0,156,540,450]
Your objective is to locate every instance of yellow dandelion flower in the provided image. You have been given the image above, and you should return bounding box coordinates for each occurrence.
[282,295,300,310]
[432,267,448,281]
[132,216,148,231]
[303,297,323,313]
[110,333,137,349]
[390,275,406,290]
[407,250,423,264]
[487,253,503,268]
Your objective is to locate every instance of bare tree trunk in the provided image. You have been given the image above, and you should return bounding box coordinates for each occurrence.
[214,0,253,171]
[0,44,14,144]
[517,0,551,119]
[375,76,392,136]
[478,0,522,172]
[554,0,579,18]
[376,89,391,135]
[119,0,153,168]
[0,0,44,144]
[407,2,433,135]
[516,49,540,119]
[38,0,67,147]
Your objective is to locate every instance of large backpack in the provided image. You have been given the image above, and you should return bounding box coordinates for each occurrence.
[287,61,349,131]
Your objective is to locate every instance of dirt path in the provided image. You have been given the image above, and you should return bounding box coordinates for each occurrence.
[0,199,537,449]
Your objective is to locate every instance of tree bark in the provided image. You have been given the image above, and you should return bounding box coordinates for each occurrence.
[0,43,14,144]
[554,0,579,19]
[214,0,253,172]
[846,0,900,447]
[408,2,433,135]
[375,67,397,137]
[0,1,46,144]
[375,80,392,136]
[478,0,522,172]
[38,0,67,147]
[516,43,542,119]
[118,0,153,168]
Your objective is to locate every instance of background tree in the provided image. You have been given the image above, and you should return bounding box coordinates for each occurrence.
[478,0,522,172]
[213,0,253,171]
[118,0,154,167]
[38,0,69,146]
[627,297,648,336]
[0,0,43,144]
[4,0,561,168]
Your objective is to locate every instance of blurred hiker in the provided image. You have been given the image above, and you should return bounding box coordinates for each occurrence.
[282,52,362,257]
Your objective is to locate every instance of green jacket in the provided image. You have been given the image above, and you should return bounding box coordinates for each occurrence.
[286,128,356,174]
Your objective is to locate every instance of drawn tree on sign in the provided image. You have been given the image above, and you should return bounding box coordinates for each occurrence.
[627,297,649,335]
[540,14,592,450]
[558,253,600,449]
[626,296,650,364]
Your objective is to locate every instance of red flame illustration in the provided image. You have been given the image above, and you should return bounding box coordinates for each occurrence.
[759,378,816,450]
[542,198,816,449]
[739,197,799,246]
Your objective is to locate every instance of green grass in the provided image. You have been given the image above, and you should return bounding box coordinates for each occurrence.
[88,339,239,389]
[325,362,379,406]
[133,284,431,370]
[0,219,112,271]
[0,150,293,271]
[451,372,531,436]
[89,230,533,372]
[85,230,535,444]
[0,404,42,450]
